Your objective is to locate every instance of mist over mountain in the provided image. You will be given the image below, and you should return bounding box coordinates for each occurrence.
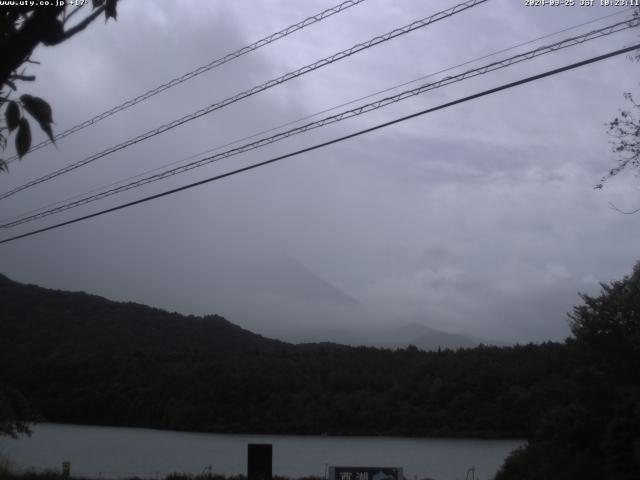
[286,322,504,351]
[197,250,373,343]
[170,248,502,348]
[0,271,500,353]
[363,322,505,350]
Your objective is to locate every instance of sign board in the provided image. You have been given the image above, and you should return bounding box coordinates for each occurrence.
[247,443,272,480]
[329,466,403,480]
[61,462,70,478]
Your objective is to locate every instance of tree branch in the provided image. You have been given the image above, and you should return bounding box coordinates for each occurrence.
[53,5,105,44]
[63,4,86,25]
[9,74,36,82]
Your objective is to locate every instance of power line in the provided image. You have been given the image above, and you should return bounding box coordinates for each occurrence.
[0,0,489,201]
[3,16,636,230]
[1,43,637,246]
[4,0,366,163]
[3,6,631,226]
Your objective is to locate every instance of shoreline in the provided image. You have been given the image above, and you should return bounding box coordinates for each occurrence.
[20,422,527,442]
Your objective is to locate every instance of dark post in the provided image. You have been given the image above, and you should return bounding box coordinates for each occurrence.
[247,443,272,480]
[61,461,70,478]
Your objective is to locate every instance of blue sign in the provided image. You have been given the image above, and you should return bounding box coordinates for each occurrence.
[329,466,403,480]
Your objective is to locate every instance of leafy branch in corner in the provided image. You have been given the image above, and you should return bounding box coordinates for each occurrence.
[0,0,119,173]
[2,94,53,159]
[595,7,640,216]
[598,91,640,190]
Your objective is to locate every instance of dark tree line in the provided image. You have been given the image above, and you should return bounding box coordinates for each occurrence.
[496,263,640,480]
[0,342,572,438]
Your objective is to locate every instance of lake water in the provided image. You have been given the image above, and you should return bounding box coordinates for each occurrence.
[0,424,524,480]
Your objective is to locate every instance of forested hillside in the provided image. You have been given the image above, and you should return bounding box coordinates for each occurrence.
[495,263,640,480]
[0,274,289,358]
[1,343,570,438]
[0,272,569,437]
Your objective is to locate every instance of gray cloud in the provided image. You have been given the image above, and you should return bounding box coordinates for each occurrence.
[1,0,639,344]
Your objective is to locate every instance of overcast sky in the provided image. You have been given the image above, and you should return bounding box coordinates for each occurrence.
[1,0,640,343]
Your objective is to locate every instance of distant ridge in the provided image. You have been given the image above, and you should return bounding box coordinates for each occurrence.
[368,322,506,351]
[0,273,291,358]
[292,323,504,352]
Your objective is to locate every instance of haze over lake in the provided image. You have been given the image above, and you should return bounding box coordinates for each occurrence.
[0,424,523,480]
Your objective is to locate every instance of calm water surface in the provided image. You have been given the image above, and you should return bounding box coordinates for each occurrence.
[0,424,524,480]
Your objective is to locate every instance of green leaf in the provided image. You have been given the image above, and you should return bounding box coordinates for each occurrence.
[20,95,53,126]
[5,101,20,132]
[105,0,117,20]
[20,95,55,143]
[16,118,31,159]
[40,121,55,144]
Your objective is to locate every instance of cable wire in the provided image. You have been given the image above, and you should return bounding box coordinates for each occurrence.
[1,43,637,245]
[0,0,489,201]
[2,16,637,229]
[4,0,366,163]
[3,6,631,225]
